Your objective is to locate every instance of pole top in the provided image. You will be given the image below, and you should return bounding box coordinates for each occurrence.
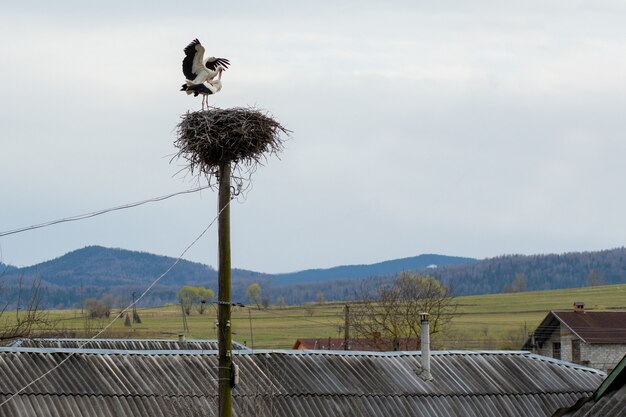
[419,312,429,322]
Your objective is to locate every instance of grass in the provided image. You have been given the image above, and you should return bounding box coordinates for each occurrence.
[16,284,626,350]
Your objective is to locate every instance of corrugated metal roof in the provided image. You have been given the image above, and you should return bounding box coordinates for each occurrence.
[552,385,626,417]
[0,347,605,417]
[10,338,248,351]
[551,354,626,417]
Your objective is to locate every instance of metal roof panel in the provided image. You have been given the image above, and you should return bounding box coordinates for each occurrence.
[0,345,606,417]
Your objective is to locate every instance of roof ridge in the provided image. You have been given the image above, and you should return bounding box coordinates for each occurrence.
[0,346,533,357]
[247,390,596,399]
[0,392,217,400]
[0,390,595,400]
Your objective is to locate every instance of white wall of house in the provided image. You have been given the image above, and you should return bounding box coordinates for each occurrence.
[534,323,626,372]
[582,343,626,372]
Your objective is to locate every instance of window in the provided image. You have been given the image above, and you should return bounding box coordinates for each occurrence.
[553,342,561,360]
[572,340,581,364]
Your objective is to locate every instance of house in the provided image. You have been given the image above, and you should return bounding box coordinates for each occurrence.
[552,353,626,417]
[523,302,626,372]
[292,337,419,351]
[0,342,605,417]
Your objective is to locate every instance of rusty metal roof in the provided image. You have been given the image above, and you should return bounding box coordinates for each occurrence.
[0,347,606,417]
[10,338,249,351]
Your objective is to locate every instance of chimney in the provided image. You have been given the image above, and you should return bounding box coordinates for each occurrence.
[419,312,433,381]
[574,302,585,312]
[178,334,186,343]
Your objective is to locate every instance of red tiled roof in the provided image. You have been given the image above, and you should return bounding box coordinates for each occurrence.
[292,337,419,351]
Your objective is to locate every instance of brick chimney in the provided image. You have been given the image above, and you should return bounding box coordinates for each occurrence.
[574,302,585,312]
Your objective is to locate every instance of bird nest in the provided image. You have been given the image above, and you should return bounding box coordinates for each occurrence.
[173,107,288,190]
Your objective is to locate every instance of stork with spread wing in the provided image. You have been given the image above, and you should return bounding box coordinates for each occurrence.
[181,38,230,109]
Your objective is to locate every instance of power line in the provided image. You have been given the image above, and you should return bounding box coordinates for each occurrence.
[0,185,211,238]
[251,306,343,328]
[0,197,232,410]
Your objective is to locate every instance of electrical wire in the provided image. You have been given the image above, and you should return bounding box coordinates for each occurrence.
[0,185,211,238]
[251,305,343,328]
[0,197,232,410]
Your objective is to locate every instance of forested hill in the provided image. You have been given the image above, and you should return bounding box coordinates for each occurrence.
[1,248,477,307]
[426,248,626,296]
[3,246,626,307]
[2,246,268,308]
[13,245,217,287]
[269,248,626,303]
[0,263,17,274]
[268,254,477,286]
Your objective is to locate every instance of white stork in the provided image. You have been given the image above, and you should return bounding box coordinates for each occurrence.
[181,38,230,109]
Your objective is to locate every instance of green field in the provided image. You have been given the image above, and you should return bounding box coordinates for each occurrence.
[20,283,626,350]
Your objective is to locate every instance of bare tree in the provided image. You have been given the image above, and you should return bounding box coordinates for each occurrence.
[303,303,315,317]
[100,294,114,318]
[316,291,325,305]
[350,272,457,349]
[276,295,286,309]
[587,269,606,287]
[0,278,55,341]
[84,298,110,319]
[503,273,528,293]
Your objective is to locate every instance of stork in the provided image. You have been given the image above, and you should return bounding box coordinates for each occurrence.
[181,67,224,109]
[181,38,229,109]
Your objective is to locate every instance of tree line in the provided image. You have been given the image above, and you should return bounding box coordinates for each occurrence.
[428,248,626,295]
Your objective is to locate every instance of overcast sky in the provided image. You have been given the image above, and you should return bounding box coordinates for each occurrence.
[1,1,626,273]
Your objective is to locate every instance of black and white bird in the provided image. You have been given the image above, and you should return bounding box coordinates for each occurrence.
[181,38,230,109]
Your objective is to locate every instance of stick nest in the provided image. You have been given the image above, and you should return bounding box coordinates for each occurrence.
[173,107,289,188]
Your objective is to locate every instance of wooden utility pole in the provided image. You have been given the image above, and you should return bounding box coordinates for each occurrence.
[173,107,287,417]
[217,162,233,417]
[344,304,350,351]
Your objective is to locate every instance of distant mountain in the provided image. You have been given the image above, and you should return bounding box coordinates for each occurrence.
[1,246,268,309]
[13,245,216,287]
[268,254,477,286]
[0,248,477,308]
[2,246,626,309]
